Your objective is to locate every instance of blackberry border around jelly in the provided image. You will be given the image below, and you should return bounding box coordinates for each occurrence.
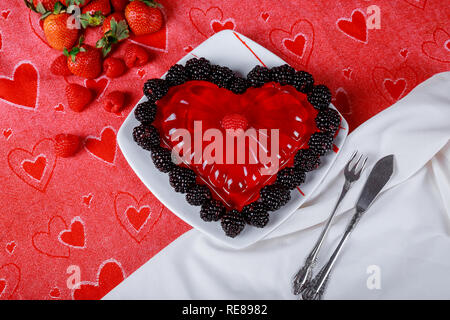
[133,58,341,238]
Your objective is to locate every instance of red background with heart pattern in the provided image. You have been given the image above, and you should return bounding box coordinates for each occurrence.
[0,0,449,299]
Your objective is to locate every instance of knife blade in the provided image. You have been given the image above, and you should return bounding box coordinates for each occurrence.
[356,154,395,212]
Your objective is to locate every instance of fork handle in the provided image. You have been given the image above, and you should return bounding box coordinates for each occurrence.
[302,207,365,300]
[293,181,351,294]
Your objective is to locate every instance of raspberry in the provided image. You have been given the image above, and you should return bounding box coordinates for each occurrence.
[247,65,271,87]
[143,78,169,101]
[103,91,126,113]
[271,64,295,85]
[292,71,314,93]
[210,65,234,88]
[308,85,331,110]
[169,166,196,193]
[103,57,126,78]
[185,57,211,81]
[220,113,248,132]
[54,134,81,158]
[308,132,333,156]
[275,167,306,190]
[200,199,226,222]
[186,184,211,206]
[165,64,188,86]
[260,184,291,211]
[242,202,269,228]
[221,210,245,238]
[294,148,320,172]
[151,145,175,173]
[134,100,156,124]
[132,124,160,151]
[316,108,341,134]
[124,43,149,68]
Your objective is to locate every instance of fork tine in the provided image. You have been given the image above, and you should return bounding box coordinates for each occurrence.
[349,151,357,163]
[345,151,358,172]
[356,156,368,175]
[352,153,363,171]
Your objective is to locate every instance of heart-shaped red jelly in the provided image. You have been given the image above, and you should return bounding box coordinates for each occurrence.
[153,81,318,210]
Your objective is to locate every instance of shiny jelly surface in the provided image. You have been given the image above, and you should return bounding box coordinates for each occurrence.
[153,80,318,210]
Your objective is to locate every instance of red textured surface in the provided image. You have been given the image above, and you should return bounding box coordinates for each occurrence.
[0,0,449,300]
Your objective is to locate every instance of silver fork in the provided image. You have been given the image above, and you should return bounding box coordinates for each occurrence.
[292,151,367,295]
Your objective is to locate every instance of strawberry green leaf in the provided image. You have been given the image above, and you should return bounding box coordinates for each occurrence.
[53,1,64,14]
[96,18,129,57]
[113,20,129,41]
[64,37,86,62]
[35,2,47,14]
[78,36,85,46]
[79,11,105,28]
[24,0,39,12]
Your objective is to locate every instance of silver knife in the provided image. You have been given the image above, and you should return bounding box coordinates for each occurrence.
[302,154,395,300]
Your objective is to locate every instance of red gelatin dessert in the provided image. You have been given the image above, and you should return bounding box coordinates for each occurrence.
[133,59,340,238]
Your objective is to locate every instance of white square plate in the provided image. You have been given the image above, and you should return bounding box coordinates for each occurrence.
[117,30,348,249]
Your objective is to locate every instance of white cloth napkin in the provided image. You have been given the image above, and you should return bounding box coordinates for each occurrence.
[105,72,450,300]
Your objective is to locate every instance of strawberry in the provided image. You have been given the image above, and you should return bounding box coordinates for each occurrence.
[82,0,111,16]
[79,0,110,28]
[102,12,126,34]
[32,0,59,11]
[66,83,93,112]
[43,13,79,51]
[125,0,163,36]
[65,37,103,79]
[50,55,72,76]
[103,91,126,113]
[54,134,81,157]
[124,43,149,67]
[111,0,129,12]
[96,13,129,56]
[103,57,126,78]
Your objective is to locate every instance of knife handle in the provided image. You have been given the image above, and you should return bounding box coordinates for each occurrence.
[302,207,365,300]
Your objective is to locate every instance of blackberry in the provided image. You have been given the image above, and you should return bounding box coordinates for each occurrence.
[308,85,331,110]
[132,124,160,151]
[227,76,249,94]
[292,71,314,93]
[271,64,295,85]
[294,148,321,172]
[169,166,196,193]
[186,184,211,206]
[210,65,234,88]
[221,210,245,238]
[185,57,211,81]
[316,108,341,134]
[308,132,333,156]
[200,199,226,222]
[275,167,306,190]
[260,184,291,212]
[247,65,271,87]
[242,202,269,228]
[151,145,175,173]
[143,79,169,101]
[165,64,188,86]
[134,100,156,124]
